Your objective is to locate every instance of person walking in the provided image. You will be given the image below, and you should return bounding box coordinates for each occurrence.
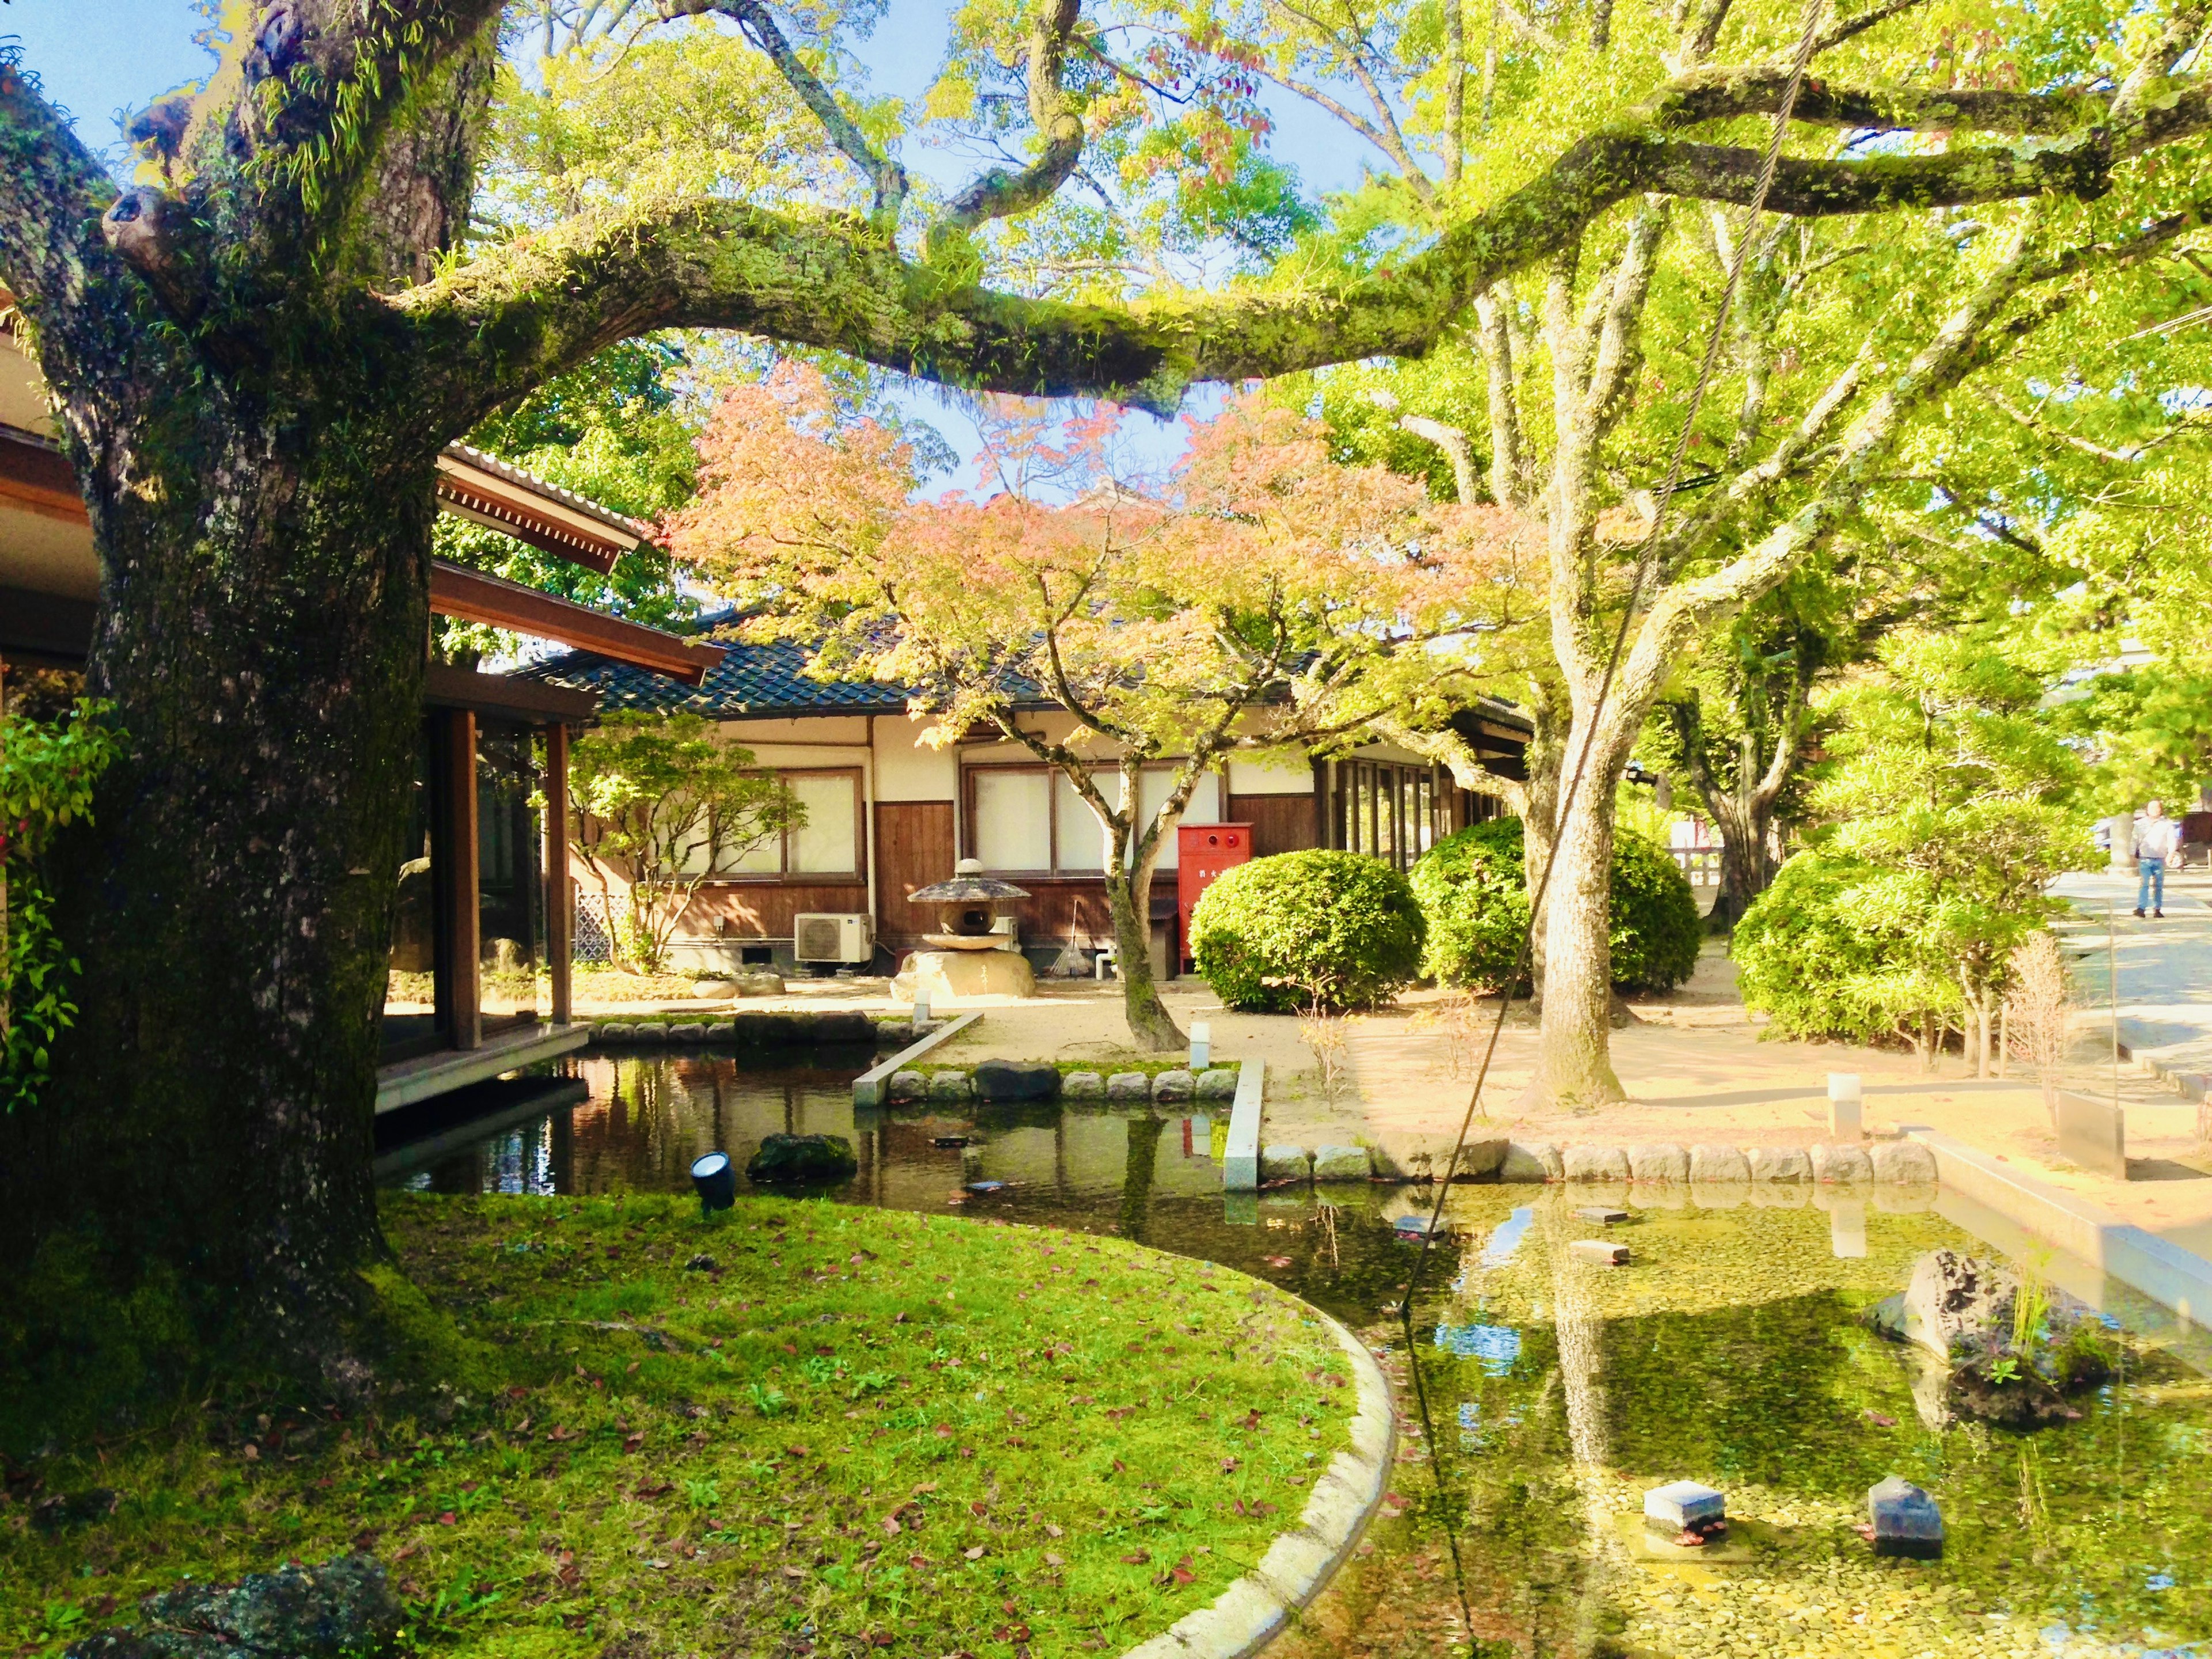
[2135,798,2181,917]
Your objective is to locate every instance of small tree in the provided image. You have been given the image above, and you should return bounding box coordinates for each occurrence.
[567,711,798,974]
[2005,931,2074,1126]
[1796,632,2093,1074]
[669,367,1521,1048]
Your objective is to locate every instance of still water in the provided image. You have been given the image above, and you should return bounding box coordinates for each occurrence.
[378,1052,2212,1659]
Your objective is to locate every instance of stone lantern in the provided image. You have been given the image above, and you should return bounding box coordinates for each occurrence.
[907,858,1031,949]
[892,859,1037,1003]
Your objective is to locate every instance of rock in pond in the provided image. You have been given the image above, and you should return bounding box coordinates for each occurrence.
[1310,1145,1372,1183]
[1151,1068,1196,1102]
[971,1059,1059,1102]
[1195,1067,1240,1100]
[927,1070,972,1101]
[668,1021,709,1044]
[1060,1071,1106,1100]
[1811,1142,1874,1184]
[1866,1476,1943,1559]
[1562,1145,1630,1182]
[1500,1141,1562,1183]
[1902,1248,2017,1359]
[1105,1071,1152,1101]
[885,1070,927,1102]
[1260,1144,1312,1181]
[594,1022,634,1043]
[1688,1144,1751,1183]
[1747,1145,1810,1183]
[1871,1139,1939,1183]
[66,1553,400,1659]
[747,1132,859,1185]
[1627,1143,1689,1183]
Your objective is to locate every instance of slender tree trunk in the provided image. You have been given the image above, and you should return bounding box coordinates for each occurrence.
[1104,862,1183,1052]
[1535,757,1626,1107]
[0,391,438,1385]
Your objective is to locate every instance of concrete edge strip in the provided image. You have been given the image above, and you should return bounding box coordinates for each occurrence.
[851,1011,985,1106]
[1119,1309,1395,1659]
[2112,1032,2212,1107]
[1222,1060,1265,1194]
[1904,1125,2212,1327]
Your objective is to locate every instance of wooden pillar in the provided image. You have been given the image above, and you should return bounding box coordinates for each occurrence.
[546,720,572,1027]
[443,708,482,1050]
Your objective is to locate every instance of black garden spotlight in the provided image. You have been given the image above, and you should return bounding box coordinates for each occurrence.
[690,1151,737,1216]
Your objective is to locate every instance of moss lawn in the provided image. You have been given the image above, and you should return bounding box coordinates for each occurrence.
[2,1193,1355,1659]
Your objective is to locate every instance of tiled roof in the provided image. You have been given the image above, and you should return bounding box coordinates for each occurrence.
[513,608,1533,736]
[513,612,921,717]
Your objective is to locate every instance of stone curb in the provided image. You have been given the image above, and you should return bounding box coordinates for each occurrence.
[851,1012,986,1107]
[1119,1309,1395,1659]
[1498,1138,1936,1184]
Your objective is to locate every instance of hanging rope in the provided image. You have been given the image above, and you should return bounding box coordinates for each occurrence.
[1391,3,1831,1649]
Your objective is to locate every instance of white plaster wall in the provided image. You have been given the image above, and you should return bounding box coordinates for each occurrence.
[1227,755,1315,796]
[875,717,959,801]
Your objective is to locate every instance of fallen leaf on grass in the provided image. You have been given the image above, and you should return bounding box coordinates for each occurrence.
[545,1426,576,1442]
[964,1546,986,1560]
[1863,1410,1897,1427]
[1221,1457,1238,1473]
[781,1566,806,1580]
[437,1512,457,1526]
[1044,1552,1065,1567]
[1044,1524,1063,1539]
[1120,1549,1150,1566]
[623,1434,645,1453]
[633,1482,673,1499]
[1263,1256,1293,1269]
[881,1517,903,1536]
[908,1554,929,1569]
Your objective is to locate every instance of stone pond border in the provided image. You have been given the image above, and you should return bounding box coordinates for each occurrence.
[1119,1308,1395,1659]
[852,1012,986,1107]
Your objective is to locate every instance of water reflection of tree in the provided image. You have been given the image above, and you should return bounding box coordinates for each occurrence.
[1118,1113,1164,1244]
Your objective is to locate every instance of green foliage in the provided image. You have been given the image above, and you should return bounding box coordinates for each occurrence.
[567,713,797,974]
[1189,850,1425,1012]
[1408,819,1701,994]
[2049,664,2212,813]
[1737,631,2093,1048]
[1,702,122,1112]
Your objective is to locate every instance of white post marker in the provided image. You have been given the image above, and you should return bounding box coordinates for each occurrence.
[1828,1071,1863,1140]
[1189,1020,1211,1071]
[913,990,931,1030]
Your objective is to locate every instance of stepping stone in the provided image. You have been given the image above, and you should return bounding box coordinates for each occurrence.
[1645,1480,1725,1533]
[1574,1206,1628,1224]
[1569,1239,1630,1267]
[1867,1475,1943,1558]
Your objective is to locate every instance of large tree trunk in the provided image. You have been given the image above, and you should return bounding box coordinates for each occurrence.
[1535,758,1626,1108]
[1104,863,1184,1052]
[0,385,440,1384]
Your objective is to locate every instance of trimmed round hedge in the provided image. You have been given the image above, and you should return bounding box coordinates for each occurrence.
[1731,851,1937,1041]
[1408,817,1703,993]
[1189,849,1426,1012]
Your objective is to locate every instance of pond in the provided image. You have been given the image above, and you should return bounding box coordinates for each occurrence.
[377,1052,2212,1659]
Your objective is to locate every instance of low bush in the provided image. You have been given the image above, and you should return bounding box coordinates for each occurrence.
[1732,851,1953,1041]
[1190,849,1426,1012]
[1408,819,1703,993]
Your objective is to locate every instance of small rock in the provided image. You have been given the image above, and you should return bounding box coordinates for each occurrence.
[1870,1139,1938,1183]
[1260,1144,1312,1182]
[1811,1143,1874,1184]
[1061,1071,1106,1100]
[738,971,786,995]
[1499,1141,1560,1183]
[1902,1249,2017,1359]
[1454,1137,1510,1178]
[1562,1145,1630,1182]
[811,1012,878,1046]
[1151,1069,1196,1102]
[1866,1475,1942,1559]
[1574,1206,1628,1225]
[733,1012,798,1046]
[875,1018,914,1045]
[885,1070,927,1102]
[1644,1480,1725,1533]
[1569,1239,1630,1267]
[1746,1145,1810,1183]
[1105,1071,1152,1101]
[1627,1143,1689,1183]
[1310,1146,1372,1183]
[745,1133,859,1185]
[706,1020,737,1040]
[684,1254,719,1272]
[668,1022,709,1044]
[633,1022,670,1046]
[66,1553,400,1659]
[927,1071,972,1101]
[1195,1067,1240,1100]
[596,1022,634,1043]
[1688,1144,1751,1183]
[971,1059,1059,1102]
[692,979,739,998]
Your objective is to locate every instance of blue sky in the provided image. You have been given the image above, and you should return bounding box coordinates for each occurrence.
[2,1,1380,485]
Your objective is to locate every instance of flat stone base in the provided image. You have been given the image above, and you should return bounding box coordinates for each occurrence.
[891,949,1036,1004]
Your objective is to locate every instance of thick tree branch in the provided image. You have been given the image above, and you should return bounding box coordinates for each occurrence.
[1368,716,1532,815]
[401,74,2212,423]
[0,48,123,328]
[1399,415,1480,505]
[933,0,1088,244]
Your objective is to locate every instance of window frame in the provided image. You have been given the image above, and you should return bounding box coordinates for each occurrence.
[961,760,1222,878]
[1335,758,1453,872]
[702,764,866,884]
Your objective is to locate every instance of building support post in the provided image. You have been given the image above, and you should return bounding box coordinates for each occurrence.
[546,720,572,1027]
[443,707,482,1050]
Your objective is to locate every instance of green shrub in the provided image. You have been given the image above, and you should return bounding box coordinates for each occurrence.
[1408,819,1703,993]
[1732,851,1955,1041]
[1189,850,1426,1012]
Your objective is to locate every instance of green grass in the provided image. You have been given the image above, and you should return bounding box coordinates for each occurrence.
[1,1194,1354,1659]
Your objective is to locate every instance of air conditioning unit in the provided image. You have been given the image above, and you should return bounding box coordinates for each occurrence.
[793,912,874,964]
